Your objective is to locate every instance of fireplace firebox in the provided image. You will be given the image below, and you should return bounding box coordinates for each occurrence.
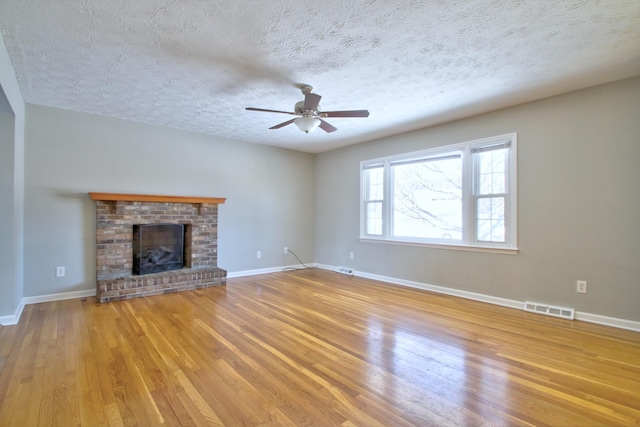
[133,224,184,275]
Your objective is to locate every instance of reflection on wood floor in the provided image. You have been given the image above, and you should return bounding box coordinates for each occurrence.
[1,268,639,426]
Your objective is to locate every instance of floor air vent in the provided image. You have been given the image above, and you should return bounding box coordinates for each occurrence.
[335,267,354,276]
[523,301,575,320]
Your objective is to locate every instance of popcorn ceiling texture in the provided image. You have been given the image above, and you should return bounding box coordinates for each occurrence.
[1,0,639,152]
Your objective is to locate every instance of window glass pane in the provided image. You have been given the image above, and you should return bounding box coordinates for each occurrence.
[476,196,505,242]
[476,148,507,195]
[392,155,462,240]
[366,202,383,235]
[365,167,384,200]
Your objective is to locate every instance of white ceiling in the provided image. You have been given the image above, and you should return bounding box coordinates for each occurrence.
[1,1,639,153]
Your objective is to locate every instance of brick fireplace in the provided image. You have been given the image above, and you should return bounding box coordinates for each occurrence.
[89,193,227,303]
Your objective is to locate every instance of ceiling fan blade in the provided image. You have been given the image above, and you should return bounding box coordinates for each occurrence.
[246,107,297,115]
[269,119,296,129]
[321,110,370,118]
[318,119,337,133]
[304,93,322,111]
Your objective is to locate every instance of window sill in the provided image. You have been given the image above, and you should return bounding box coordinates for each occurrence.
[360,237,519,255]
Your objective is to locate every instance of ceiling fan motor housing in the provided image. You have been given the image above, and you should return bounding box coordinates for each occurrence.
[295,100,319,115]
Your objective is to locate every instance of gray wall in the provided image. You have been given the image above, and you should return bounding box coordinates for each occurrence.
[315,76,640,322]
[0,30,25,320]
[0,108,16,315]
[23,105,316,297]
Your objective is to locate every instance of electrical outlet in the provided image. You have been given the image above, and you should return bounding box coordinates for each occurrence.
[576,280,587,294]
[56,266,65,277]
[349,251,354,260]
[256,251,262,259]
[284,246,288,254]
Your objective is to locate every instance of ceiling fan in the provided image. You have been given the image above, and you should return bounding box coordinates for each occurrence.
[245,85,369,134]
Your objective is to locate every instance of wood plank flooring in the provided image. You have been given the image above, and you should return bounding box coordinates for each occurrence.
[1,269,639,426]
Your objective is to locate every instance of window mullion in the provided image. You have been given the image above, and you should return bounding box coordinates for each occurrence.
[383,160,392,238]
[462,146,474,246]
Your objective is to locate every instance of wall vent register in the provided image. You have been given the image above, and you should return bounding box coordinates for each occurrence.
[523,301,575,320]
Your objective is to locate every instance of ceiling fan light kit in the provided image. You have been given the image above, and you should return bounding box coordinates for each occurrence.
[294,116,321,133]
[246,86,369,134]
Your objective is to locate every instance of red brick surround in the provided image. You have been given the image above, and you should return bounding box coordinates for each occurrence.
[90,193,226,303]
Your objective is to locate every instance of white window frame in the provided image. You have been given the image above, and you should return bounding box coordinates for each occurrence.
[360,133,518,254]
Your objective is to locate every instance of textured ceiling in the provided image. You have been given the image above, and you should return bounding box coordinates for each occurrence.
[1,1,639,153]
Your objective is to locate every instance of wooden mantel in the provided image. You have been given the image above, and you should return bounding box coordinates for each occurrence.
[89,192,226,205]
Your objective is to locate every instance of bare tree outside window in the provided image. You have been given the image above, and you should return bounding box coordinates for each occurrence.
[393,154,462,240]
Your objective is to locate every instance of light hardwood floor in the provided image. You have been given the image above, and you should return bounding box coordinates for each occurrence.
[1,269,639,426]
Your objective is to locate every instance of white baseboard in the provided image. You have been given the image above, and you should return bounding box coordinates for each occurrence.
[575,311,640,332]
[0,300,25,326]
[359,270,522,309]
[323,265,522,310]
[228,263,317,278]
[1,289,96,326]
[316,264,640,333]
[228,266,284,278]
[22,289,96,305]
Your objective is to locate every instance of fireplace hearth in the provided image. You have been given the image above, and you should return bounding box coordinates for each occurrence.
[89,193,227,303]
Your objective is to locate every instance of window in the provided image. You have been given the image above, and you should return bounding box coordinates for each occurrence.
[361,133,517,251]
[363,164,384,235]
